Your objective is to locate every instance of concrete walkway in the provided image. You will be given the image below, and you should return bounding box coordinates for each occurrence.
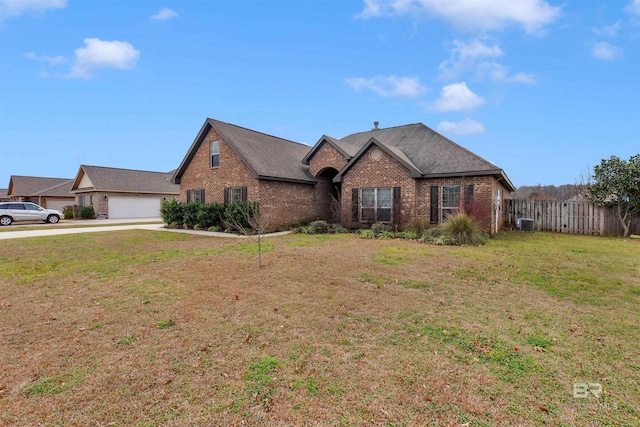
[0,221,291,240]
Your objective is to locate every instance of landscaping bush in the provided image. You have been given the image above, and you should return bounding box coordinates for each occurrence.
[160,199,183,225]
[62,206,74,219]
[196,202,224,229]
[224,202,256,230]
[358,229,376,239]
[182,201,200,229]
[79,206,95,219]
[370,222,391,236]
[308,220,331,234]
[440,212,488,245]
[396,231,419,240]
[404,218,430,235]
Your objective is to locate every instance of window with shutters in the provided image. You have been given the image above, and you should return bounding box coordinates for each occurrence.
[210,140,220,168]
[230,187,243,203]
[442,185,461,220]
[187,189,205,203]
[361,187,392,222]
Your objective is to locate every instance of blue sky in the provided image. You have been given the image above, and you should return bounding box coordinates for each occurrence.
[1,0,639,189]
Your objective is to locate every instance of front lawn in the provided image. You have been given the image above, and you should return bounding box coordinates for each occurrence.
[0,231,638,425]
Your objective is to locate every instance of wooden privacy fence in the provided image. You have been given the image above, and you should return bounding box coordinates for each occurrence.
[503,199,640,236]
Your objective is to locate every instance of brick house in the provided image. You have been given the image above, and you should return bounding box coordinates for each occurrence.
[70,165,179,218]
[7,176,75,210]
[172,118,515,233]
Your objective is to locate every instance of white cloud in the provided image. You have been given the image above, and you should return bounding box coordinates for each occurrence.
[428,82,485,112]
[477,61,536,84]
[345,75,427,97]
[437,118,486,135]
[626,0,640,16]
[357,0,562,34]
[25,51,65,65]
[151,7,178,21]
[0,0,66,22]
[592,42,623,60]
[592,22,621,37]
[439,38,503,79]
[68,38,140,79]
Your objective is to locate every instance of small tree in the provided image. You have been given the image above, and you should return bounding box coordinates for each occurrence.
[224,202,267,268]
[586,154,640,237]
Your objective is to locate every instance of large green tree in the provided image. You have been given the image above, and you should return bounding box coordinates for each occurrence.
[586,154,640,237]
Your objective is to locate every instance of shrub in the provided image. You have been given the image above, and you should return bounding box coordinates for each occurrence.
[370,222,391,235]
[404,218,430,235]
[224,202,256,230]
[79,206,95,219]
[358,229,376,239]
[308,220,331,234]
[62,206,74,219]
[160,198,183,225]
[396,231,419,240]
[377,230,396,239]
[196,202,224,229]
[440,212,488,245]
[334,227,349,234]
[168,222,182,229]
[182,202,200,229]
[208,225,221,232]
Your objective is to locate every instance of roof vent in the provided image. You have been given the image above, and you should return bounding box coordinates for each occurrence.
[373,121,379,130]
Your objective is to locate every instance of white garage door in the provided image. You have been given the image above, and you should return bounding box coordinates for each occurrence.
[108,196,161,219]
[46,200,70,211]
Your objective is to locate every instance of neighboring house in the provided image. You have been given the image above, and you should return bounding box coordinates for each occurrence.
[0,189,9,202]
[70,165,179,219]
[173,118,515,233]
[7,176,75,210]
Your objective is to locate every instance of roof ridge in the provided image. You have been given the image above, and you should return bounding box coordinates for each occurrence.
[82,165,174,174]
[339,122,422,139]
[33,178,74,195]
[208,118,310,148]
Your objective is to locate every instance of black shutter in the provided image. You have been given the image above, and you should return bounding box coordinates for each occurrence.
[393,187,401,225]
[241,186,248,202]
[201,189,205,204]
[223,187,229,207]
[430,186,439,224]
[351,188,359,222]
[186,189,191,203]
[466,184,474,206]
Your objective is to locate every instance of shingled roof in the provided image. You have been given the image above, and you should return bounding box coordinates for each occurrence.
[0,188,9,201]
[173,119,316,184]
[331,123,515,191]
[71,165,179,194]
[8,176,74,198]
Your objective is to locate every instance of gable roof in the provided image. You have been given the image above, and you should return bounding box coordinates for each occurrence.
[71,165,179,194]
[333,123,515,191]
[0,188,9,200]
[8,176,74,198]
[173,118,316,184]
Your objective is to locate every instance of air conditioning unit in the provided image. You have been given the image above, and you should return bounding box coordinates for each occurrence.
[517,218,534,232]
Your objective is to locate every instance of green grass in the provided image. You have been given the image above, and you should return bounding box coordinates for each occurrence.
[1,230,638,426]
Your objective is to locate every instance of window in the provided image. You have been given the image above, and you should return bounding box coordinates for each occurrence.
[231,187,243,203]
[77,195,85,207]
[210,140,220,168]
[442,185,461,220]
[187,189,205,203]
[361,187,392,222]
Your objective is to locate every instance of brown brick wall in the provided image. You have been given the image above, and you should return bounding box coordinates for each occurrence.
[179,128,259,204]
[258,180,323,229]
[415,176,511,234]
[308,142,348,177]
[341,145,416,227]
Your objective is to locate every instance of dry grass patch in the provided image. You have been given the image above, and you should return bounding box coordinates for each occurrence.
[0,230,639,425]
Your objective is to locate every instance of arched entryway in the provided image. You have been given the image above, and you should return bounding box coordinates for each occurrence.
[316,167,341,222]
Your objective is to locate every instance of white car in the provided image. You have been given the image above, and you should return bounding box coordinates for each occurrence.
[0,202,65,226]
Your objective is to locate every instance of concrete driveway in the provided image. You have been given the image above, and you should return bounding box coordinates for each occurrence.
[0,221,165,240]
[0,219,290,240]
